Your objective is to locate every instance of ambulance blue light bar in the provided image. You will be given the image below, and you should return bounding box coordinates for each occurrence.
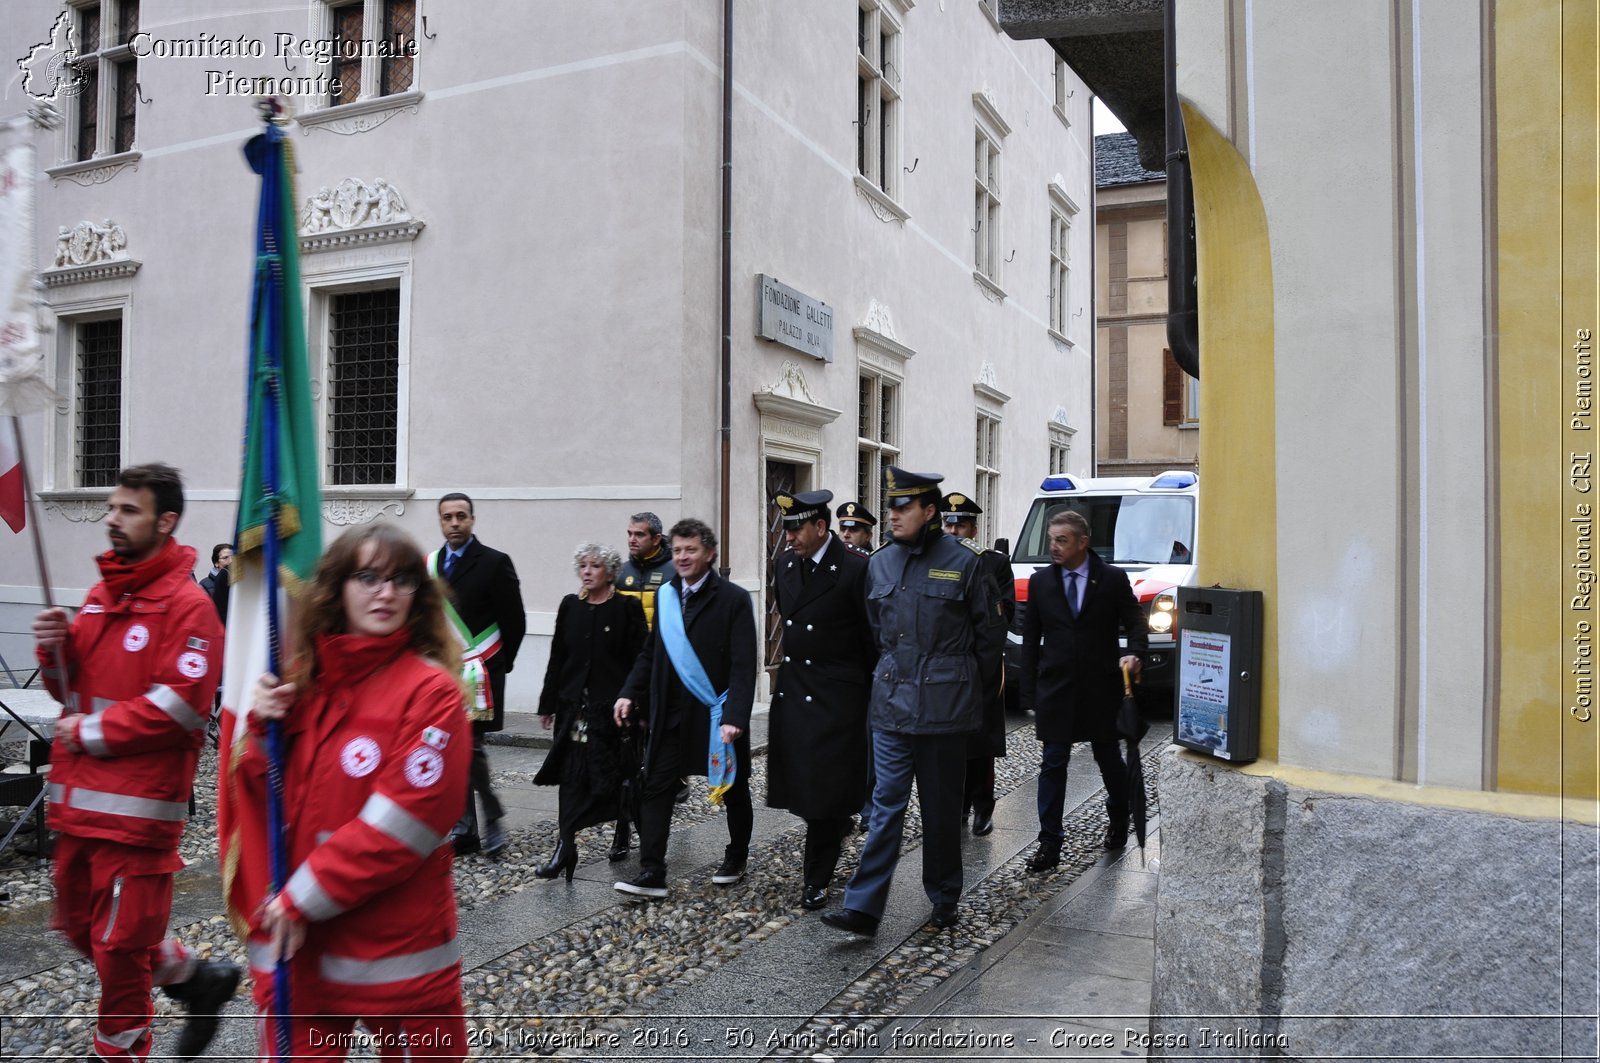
[1040,476,1078,492]
[1150,471,1198,489]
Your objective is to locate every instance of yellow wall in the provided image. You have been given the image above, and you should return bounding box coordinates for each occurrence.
[1496,0,1600,799]
[1181,101,1280,760]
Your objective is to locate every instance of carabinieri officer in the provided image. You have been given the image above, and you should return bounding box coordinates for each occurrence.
[765,490,876,911]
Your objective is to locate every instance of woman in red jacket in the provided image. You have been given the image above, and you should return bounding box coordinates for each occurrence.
[234,524,471,1059]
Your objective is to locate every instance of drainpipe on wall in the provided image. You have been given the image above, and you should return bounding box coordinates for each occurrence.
[1089,104,1099,475]
[718,0,734,576]
[1165,0,1200,379]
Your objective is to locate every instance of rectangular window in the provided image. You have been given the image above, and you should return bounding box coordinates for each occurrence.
[74,318,122,488]
[69,0,137,162]
[1054,55,1071,123]
[326,288,400,486]
[1049,206,1071,335]
[1163,348,1199,426]
[858,371,901,526]
[322,0,416,107]
[857,1,901,199]
[974,127,1002,280]
[975,410,1001,545]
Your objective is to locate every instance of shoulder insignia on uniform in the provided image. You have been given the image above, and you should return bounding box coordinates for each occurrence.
[958,537,984,555]
[928,569,963,581]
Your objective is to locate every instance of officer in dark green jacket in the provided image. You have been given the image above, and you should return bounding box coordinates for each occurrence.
[822,467,1005,937]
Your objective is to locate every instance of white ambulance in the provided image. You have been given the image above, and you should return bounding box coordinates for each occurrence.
[1004,470,1198,710]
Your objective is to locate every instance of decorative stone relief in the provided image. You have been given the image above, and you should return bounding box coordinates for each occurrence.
[758,360,821,406]
[43,220,141,287]
[54,220,127,267]
[43,499,107,523]
[859,300,898,342]
[1051,405,1072,427]
[297,94,420,138]
[50,155,139,187]
[973,272,1005,303]
[978,362,1000,390]
[300,178,424,252]
[322,498,405,526]
[753,360,842,430]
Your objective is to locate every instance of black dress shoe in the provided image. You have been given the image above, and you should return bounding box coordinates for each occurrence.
[927,902,958,929]
[970,810,994,836]
[451,832,480,856]
[165,960,242,1059]
[800,884,828,910]
[1025,845,1061,873]
[820,908,880,936]
[1104,823,1129,851]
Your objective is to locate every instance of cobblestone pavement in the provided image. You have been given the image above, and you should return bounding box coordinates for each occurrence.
[0,716,1165,1060]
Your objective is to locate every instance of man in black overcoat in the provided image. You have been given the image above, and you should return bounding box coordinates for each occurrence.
[766,490,875,910]
[613,517,758,899]
[941,493,1015,836]
[1018,507,1147,870]
[434,492,526,856]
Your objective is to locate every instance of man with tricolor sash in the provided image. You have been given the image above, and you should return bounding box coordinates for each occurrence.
[612,518,758,899]
[431,492,526,856]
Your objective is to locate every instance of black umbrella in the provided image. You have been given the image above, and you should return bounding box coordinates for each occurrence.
[1117,663,1150,856]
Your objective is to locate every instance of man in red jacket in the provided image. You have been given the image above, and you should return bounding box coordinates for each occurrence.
[33,463,241,1061]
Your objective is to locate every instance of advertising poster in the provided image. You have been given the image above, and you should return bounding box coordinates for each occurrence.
[1176,628,1231,757]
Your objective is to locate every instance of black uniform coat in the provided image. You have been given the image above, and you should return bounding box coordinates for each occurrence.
[1018,551,1149,744]
[766,534,876,818]
[965,543,1016,758]
[620,569,758,778]
[533,592,648,787]
[434,538,527,733]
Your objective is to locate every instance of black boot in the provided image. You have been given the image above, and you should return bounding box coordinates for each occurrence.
[164,960,242,1059]
[535,837,578,881]
[608,819,632,862]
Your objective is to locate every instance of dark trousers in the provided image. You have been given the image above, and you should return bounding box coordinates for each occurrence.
[842,730,967,918]
[962,755,995,816]
[457,731,504,837]
[638,724,752,877]
[1036,739,1128,846]
[801,816,854,888]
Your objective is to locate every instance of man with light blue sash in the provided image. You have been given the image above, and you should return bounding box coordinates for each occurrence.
[613,518,758,898]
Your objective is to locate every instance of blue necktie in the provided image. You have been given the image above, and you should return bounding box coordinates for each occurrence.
[1066,571,1080,618]
[445,552,457,576]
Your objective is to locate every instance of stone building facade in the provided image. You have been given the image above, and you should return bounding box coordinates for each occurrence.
[1,0,1095,699]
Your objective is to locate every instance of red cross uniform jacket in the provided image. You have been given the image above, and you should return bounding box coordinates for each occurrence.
[38,539,223,851]
[231,632,471,1013]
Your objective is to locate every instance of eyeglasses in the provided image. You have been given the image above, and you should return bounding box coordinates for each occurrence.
[348,569,423,596]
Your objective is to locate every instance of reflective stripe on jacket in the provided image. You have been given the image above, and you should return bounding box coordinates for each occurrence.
[41,541,223,851]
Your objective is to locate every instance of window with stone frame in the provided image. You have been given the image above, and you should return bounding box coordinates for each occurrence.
[1049,204,1071,336]
[857,0,902,200]
[71,315,123,488]
[975,409,1001,546]
[1053,54,1072,125]
[1048,421,1073,476]
[318,0,417,108]
[974,123,1003,283]
[68,0,139,161]
[857,371,901,533]
[325,287,401,486]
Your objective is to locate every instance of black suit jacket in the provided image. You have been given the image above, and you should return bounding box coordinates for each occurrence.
[620,569,757,777]
[434,538,527,732]
[1019,552,1148,744]
[767,534,875,817]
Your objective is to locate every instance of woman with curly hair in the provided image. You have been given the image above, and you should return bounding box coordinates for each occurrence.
[228,523,471,1058]
[532,542,648,879]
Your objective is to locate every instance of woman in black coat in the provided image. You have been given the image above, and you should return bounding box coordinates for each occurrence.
[532,542,647,879]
